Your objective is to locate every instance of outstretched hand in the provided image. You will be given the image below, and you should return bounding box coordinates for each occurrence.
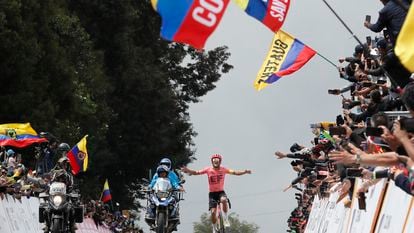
[275,151,286,159]
[180,166,190,174]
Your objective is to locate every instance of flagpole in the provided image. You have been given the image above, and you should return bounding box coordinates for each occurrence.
[316,52,338,69]
[321,0,364,47]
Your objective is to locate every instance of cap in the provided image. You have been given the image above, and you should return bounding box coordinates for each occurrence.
[6,149,15,156]
[376,39,387,49]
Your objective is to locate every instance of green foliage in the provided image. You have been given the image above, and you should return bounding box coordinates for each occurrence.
[194,212,259,233]
[0,0,232,210]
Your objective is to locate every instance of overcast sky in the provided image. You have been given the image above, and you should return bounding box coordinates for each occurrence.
[141,1,382,232]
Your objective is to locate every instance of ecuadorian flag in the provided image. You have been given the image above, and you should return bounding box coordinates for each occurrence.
[67,135,88,175]
[0,123,47,148]
[254,30,316,91]
[101,179,112,203]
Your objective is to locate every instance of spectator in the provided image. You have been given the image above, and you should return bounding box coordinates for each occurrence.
[364,0,408,44]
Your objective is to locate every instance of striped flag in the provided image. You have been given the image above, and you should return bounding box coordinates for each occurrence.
[101,179,112,203]
[254,30,316,90]
[67,135,88,175]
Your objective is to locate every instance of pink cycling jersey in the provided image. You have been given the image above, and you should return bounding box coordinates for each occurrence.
[197,166,231,192]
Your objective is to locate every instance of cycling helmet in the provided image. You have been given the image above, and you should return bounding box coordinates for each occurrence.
[156,165,170,176]
[210,154,222,162]
[159,158,172,170]
[58,143,71,152]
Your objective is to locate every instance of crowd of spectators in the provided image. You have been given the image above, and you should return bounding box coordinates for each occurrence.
[85,200,142,233]
[0,135,141,233]
[276,1,413,232]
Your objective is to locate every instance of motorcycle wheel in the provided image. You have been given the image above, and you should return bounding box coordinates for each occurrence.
[156,212,166,233]
[51,218,63,233]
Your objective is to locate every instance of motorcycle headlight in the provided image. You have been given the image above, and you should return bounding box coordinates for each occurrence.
[156,192,169,199]
[52,195,64,206]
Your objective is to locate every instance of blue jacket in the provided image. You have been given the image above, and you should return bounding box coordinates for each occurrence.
[149,171,181,189]
[369,1,407,43]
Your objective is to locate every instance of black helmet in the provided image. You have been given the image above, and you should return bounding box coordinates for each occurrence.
[58,143,71,152]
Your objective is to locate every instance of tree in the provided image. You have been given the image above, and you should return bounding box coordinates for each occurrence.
[0,0,232,208]
[193,213,259,233]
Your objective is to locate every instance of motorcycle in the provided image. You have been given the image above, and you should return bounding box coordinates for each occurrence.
[143,178,183,233]
[39,181,83,233]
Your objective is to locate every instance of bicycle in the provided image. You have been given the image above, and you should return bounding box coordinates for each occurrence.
[213,198,231,233]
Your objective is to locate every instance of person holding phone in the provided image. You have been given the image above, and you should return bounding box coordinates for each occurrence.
[364,0,408,44]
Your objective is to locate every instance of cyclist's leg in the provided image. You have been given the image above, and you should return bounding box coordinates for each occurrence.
[209,192,219,225]
[219,192,229,214]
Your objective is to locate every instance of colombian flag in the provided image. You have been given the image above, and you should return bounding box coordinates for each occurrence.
[254,30,316,91]
[101,179,112,203]
[395,4,414,72]
[0,123,47,148]
[234,0,291,32]
[151,0,230,49]
[67,135,88,175]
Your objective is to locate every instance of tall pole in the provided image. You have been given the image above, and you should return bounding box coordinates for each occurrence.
[321,0,364,47]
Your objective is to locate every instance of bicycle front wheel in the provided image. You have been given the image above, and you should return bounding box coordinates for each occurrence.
[218,212,225,233]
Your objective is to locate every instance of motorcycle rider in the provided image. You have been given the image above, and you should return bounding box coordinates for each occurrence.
[43,156,77,233]
[42,169,77,233]
[181,154,252,232]
[146,164,182,216]
[149,158,183,191]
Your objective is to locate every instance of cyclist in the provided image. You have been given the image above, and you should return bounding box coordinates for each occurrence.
[181,154,251,231]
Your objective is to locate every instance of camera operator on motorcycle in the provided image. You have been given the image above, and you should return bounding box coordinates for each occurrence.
[42,146,79,233]
[145,164,183,232]
[149,158,184,192]
[181,154,252,232]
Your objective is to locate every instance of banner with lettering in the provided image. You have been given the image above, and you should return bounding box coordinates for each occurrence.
[254,30,316,90]
[234,0,290,32]
[151,0,230,49]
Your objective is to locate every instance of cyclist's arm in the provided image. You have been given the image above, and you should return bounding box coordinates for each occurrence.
[228,169,251,176]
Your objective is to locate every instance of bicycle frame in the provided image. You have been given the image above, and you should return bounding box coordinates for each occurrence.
[215,201,226,233]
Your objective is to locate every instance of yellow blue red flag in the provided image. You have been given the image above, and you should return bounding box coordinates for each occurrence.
[395,4,414,72]
[0,123,47,148]
[234,0,290,32]
[151,0,230,49]
[67,135,88,175]
[101,179,112,203]
[254,30,316,91]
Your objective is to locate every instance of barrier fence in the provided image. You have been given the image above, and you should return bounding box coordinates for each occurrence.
[305,178,413,233]
[0,195,111,233]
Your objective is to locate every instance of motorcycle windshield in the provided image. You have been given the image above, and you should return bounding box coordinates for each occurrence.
[153,178,172,193]
[49,182,66,195]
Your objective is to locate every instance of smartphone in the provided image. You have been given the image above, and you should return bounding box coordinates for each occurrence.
[365,15,371,23]
[346,168,363,177]
[377,79,387,85]
[365,127,384,137]
[399,118,414,133]
[336,115,345,126]
[366,36,372,46]
[362,82,373,87]
[329,126,346,136]
[358,192,366,210]
[328,89,340,95]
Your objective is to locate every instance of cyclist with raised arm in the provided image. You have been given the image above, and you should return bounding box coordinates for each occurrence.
[181,154,251,231]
